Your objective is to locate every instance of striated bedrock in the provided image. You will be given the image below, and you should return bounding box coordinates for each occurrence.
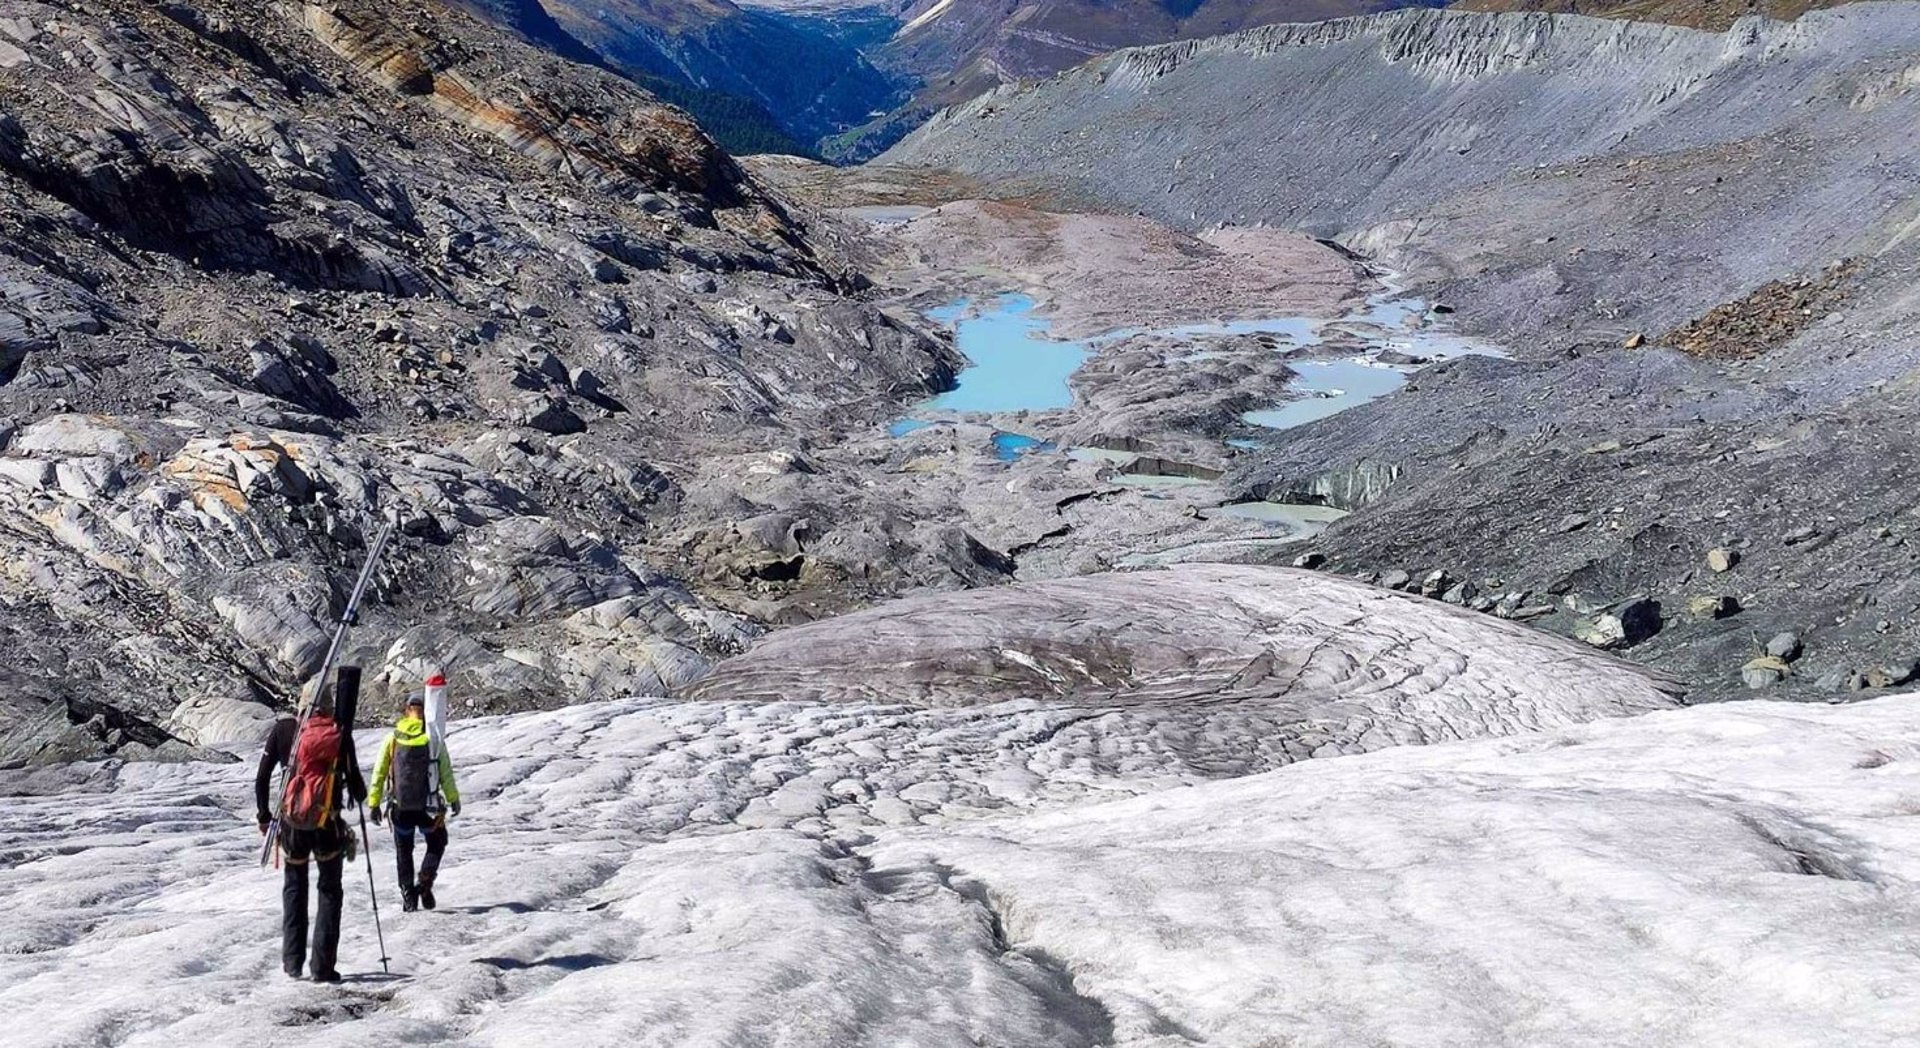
[0,0,964,763]
[690,564,1683,738]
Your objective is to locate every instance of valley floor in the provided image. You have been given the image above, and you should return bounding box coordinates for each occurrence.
[6,684,1920,1047]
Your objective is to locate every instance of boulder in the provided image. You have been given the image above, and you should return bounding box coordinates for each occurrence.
[1419,569,1454,598]
[519,395,587,434]
[1686,595,1739,621]
[1741,656,1791,689]
[1291,552,1326,569]
[0,457,54,490]
[0,308,46,376]
[1552,513,1591,534]
[1864,661,1920,690]
[167,692,278,747]
[1575,615,1626,649]
[1765,631,1803,662]
[12,415,145,462]
[1783,526,1820,546]
[1813,666,1855,693]
[1705,548,1739,573]
[1379,569,1411,590]
[1574,597,1662,650]
[1562,594,1609,616]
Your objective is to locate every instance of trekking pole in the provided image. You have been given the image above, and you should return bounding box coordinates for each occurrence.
[358,803,391,974]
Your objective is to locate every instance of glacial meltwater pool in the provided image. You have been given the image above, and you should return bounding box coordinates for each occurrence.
[884,280,1504,551]
[893,282,1499,438]
[1240,359,1408,430]
[921,295,1088,413]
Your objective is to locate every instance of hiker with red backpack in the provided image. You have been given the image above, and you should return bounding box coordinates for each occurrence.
[254,680,368,983]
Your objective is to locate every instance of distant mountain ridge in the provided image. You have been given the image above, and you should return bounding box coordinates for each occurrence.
[447,0,908,157]
[1450,0,1861,31]
[841,0,1446,157]
[459,0,1450,160]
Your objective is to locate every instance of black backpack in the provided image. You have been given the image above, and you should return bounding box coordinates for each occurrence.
[393,741,434,812]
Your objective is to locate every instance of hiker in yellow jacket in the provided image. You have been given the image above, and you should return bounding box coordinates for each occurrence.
[368,693,460,912]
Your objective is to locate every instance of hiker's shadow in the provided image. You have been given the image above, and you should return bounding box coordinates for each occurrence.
[441,902,536,915]
[474,953,616,973]
[341,972,408,987]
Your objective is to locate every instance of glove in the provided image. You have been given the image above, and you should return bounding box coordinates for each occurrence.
[370,805,384,826]
[449,800,461,819]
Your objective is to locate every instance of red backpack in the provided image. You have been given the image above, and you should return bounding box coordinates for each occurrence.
[281,715,343,831]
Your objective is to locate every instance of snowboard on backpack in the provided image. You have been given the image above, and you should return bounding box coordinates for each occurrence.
[424,671,450,817]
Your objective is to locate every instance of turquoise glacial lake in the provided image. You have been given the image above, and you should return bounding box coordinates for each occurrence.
[892,285,1500,438]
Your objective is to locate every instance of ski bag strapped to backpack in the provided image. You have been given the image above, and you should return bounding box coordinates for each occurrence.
[281,714,344,831]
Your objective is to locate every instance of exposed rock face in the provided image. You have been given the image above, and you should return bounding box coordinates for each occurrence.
[298,3,753,204]
[0,0,959,762]
[449,0,908,157]
[844,0,1438,160]
[884,6,1920,350]
[879,6,1920,701]
[1454,0,1862,32]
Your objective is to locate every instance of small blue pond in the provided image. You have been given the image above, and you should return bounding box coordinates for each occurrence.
[1241,359,1410,430]
[891,283,1501,439]
[922,294,1088,413]
[992,432,1054,461]
[886,418,1053,461]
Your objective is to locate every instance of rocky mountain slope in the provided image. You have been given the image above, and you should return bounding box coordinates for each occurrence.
[0,0,974,765]
[885,0,1440,100]
[880,5,1920,698]
[438,0,809,154]
[885,5,1920,345]
[812,0,1444,158]
[1453,0,1861,31]
[489,0,909,156]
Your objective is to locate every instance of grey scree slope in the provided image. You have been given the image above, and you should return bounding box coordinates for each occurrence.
[882,5,1920,701]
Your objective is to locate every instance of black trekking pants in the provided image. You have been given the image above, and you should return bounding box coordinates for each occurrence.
[281,827,345,978]
[390,808,448,890]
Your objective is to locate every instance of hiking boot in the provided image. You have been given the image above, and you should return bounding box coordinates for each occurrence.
[402,886,419,913]
[419,880,436,911]
[311,970,343,984]
[284,964,303,980]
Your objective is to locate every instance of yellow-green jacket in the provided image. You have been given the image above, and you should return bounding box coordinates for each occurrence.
[368,715,460,811]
